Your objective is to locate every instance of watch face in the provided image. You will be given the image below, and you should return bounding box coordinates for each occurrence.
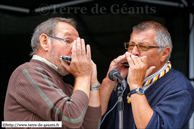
[139,88,144,94]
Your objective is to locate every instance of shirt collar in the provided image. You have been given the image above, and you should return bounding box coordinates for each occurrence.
[32,55,61,74]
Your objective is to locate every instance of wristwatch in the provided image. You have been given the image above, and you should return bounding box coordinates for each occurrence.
[90,82,101,90]
[130,87,144,96]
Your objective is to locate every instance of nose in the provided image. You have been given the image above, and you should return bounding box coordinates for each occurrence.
[130,46,139,56]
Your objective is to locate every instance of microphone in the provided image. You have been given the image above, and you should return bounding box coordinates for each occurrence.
[109,69,123,83]
[108,69,127,89]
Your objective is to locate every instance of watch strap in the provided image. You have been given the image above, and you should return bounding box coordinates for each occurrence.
[90,82,101,90]
[129,87,144,96]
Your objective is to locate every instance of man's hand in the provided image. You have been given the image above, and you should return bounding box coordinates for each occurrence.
[125,52,155,90]
[100,53,128,115]
[60,37,92,97]
[90,60,98,86]
[68,37,92,78]
[106,53,129,82]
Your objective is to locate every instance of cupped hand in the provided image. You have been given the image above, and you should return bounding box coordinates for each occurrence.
[62,37,92,78]
[106,53,129,81]
[125,52,155,90]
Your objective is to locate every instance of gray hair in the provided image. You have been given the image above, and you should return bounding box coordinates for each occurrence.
[30,17,76,55]
[132,21,173,62]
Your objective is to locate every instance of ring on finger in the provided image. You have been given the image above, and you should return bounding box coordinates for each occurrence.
[113,59,117,64]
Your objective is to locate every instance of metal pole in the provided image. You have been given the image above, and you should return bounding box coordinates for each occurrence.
[189,13,194,129]
[117,86,124,129]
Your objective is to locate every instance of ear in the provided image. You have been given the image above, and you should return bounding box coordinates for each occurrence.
[160,46,171,62]
[39,34,50,52]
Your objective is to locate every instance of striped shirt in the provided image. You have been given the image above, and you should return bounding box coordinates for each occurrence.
[4,59,101,129]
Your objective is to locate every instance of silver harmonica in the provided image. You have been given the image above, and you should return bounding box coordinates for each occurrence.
[60,56,71,63]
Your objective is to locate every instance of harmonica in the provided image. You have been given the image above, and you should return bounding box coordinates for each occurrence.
[123,62,129,68]
[60,56,71,63]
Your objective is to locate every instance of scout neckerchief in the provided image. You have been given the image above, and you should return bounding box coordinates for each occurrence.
[127,61,172,103]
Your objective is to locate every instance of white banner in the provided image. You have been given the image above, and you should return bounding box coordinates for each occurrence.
[2,121,62,128]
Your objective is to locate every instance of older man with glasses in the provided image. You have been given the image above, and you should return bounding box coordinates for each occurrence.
[100,21,194,129]
[4,17,101,128]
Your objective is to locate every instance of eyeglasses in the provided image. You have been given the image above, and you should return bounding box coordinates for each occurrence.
[124,42,164,51]
[46,34,72,48]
